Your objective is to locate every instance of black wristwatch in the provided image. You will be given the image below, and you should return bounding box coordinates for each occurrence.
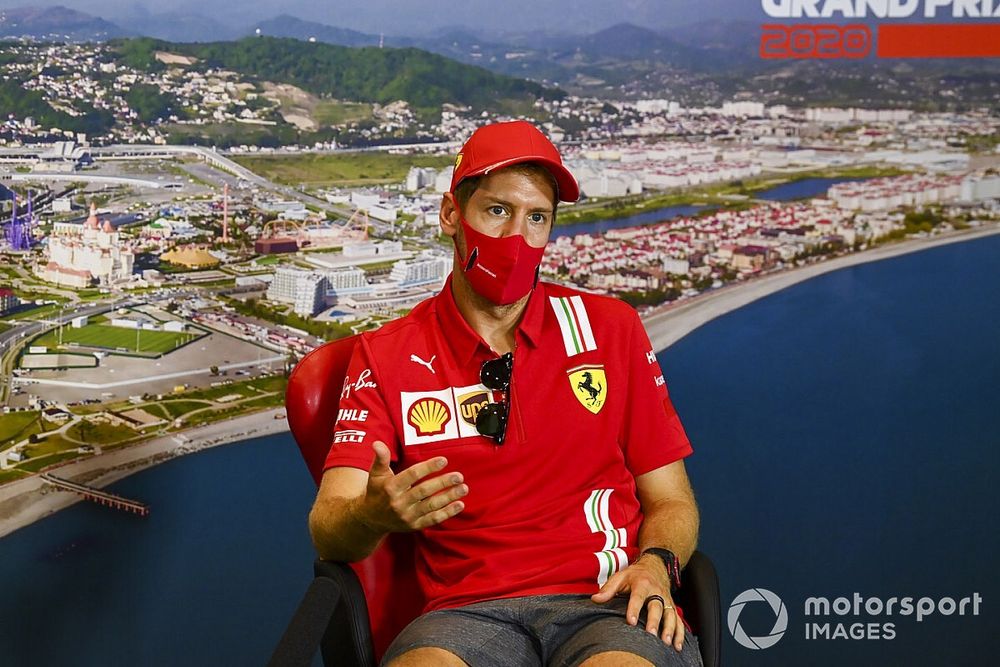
[641,548,682,592]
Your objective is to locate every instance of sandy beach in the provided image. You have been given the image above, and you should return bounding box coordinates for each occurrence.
[643,224,1000,353]
[0,408,290,539]
[1,223,997,540]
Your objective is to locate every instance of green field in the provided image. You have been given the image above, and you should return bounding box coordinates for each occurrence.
[233,151,454,187]
[1,302,66,322]
[160,400,214,419]
[0,411,41,447]
[312,100,373,126]
[65,419,136,446]
[31,323,201,355]
[17,450,86,473]
[0,468,28,484]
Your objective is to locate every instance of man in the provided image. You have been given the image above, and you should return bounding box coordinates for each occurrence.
[309,121,701,667]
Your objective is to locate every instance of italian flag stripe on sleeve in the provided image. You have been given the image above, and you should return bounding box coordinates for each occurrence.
[550,296,598,357]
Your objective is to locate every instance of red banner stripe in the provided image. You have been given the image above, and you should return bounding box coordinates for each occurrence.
[877,24,1000,58]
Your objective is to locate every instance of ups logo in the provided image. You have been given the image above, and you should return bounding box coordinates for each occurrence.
[457,390,490,426]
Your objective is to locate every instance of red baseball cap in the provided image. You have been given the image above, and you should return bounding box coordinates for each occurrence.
[449,120,579,202]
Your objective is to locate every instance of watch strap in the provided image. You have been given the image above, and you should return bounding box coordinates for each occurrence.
[642,547,682,591]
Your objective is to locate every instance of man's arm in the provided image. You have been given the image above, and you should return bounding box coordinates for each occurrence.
[634,458,699,567]
[591,459,699,652]
[308,441,468,562]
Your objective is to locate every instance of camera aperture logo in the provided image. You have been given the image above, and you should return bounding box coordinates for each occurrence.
[728,588,789,649]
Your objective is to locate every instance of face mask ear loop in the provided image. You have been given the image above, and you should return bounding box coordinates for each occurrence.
[452,199,473,268]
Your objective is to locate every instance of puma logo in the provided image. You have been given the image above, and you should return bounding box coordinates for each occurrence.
[410,354,436,374]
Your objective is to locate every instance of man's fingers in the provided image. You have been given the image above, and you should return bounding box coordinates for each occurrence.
[405,482,468,521]
[590,572,626,603]
[661,604,677,646]
[625,589,650,626]
[390,456,448,492]
[369,441,393,477]
[670,613,685,652]
[405,472,465,506]
[644,597,664,635]
[412,500,465,529]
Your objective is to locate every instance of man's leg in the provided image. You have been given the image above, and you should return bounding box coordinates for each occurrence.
[386,646,468,667]
[579,652,652,667]
[380,598,540,667]
[550,615,702,667]
[534,596,703,667]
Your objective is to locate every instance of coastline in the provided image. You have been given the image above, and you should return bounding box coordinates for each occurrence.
[1,224,998,540]
[0,408,290,539]
[642,224,1000,353]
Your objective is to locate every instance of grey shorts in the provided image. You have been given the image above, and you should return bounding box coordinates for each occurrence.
[381,594,703,667]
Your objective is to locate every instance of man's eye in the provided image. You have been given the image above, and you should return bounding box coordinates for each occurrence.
[529,213,547,224]
[489,206,506,216]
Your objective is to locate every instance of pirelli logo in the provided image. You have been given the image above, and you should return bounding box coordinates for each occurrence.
[550,295,597,357]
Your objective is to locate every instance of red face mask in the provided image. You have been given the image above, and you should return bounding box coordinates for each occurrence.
[456,216,546,305]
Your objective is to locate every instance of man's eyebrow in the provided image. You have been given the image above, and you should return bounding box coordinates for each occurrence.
[481,195,554,213]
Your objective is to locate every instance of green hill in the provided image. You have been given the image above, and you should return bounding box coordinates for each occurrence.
[111,37,562,112]
[0,79,114,135]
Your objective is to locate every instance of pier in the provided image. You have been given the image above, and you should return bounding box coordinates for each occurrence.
[41,473,150,517]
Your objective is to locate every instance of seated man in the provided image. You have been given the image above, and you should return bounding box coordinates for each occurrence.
[309,121,701,667]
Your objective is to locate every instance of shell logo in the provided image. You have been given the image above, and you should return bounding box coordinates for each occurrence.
[407,397,451,436]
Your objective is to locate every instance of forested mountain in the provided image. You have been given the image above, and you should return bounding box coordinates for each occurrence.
[112,37,562,111]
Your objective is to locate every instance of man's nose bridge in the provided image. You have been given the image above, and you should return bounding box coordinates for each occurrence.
[501,211,530,238]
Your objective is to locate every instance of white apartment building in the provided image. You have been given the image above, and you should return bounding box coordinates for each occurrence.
[389,255,451,287]
[405,167,438,191]
[267,267,327,316]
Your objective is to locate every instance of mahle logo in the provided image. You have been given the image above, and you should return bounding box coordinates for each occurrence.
[728,588,789,650]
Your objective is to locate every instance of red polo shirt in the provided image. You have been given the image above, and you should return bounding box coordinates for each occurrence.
[325,277,693,613]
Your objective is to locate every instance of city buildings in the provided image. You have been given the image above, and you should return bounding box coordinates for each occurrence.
[36,203,135,287]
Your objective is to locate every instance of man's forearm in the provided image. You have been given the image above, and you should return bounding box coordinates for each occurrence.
[308,495,387,562]
[637,498,699,567]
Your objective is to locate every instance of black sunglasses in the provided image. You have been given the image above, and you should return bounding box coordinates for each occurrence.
[476,352,512,444]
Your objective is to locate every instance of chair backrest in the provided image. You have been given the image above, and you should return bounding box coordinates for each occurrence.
[286,335,425,661]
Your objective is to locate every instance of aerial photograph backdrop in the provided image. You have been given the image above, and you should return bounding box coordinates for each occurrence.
[0,0,997,665]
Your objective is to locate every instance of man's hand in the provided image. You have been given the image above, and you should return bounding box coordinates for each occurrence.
[355,441,467,533]
[591,554,685,652]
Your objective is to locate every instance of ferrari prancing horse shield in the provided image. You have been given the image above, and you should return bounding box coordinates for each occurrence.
[568,364,607,414]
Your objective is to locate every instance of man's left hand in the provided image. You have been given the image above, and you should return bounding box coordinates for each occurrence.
[591,555,685,652]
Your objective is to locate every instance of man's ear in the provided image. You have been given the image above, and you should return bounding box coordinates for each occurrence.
[440,192,459,238]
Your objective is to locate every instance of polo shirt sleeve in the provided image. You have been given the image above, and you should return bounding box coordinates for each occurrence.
[619,311,693,476]
[323,334,398,472]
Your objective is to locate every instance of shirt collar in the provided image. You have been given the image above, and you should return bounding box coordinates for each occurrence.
[434,274,548,366]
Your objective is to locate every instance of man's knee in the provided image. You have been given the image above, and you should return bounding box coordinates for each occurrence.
[385,646,468,667]
[579,651,654,667]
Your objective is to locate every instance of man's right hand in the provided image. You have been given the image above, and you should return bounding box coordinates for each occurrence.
[355,440,468,532]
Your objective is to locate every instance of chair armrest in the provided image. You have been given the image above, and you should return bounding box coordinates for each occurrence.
[267,560,376,667]
[674,550,721,667]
